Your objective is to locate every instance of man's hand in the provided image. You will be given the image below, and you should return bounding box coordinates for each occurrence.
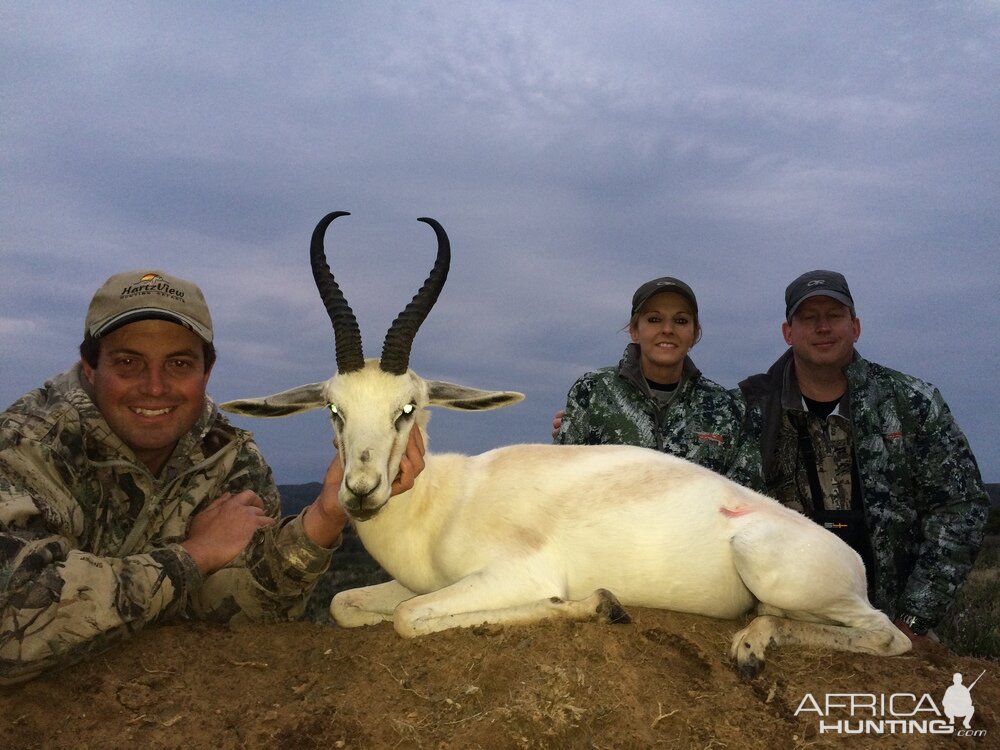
[182,490,276,575]
[551,409,565,440]
[893,618,940,647]
[304,427,427,548]
[392,426,426,495]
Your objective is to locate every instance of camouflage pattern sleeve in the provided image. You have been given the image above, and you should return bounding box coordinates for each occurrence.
[0,440,199,685]
[723,396,766,493]
[896,386,989,627]
[186,438,334,624]
[555,376,595,445]
[555,367,658,448]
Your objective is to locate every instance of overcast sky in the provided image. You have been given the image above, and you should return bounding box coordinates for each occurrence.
[3,2,998,484]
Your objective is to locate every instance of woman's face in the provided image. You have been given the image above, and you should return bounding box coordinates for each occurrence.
[629,291,699,384]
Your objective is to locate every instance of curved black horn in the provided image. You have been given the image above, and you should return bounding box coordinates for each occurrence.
[311,211,365,374]
[379,217,451,375]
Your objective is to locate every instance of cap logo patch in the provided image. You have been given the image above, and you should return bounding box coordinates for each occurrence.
[806,280,827,287]
[120,274,187,304]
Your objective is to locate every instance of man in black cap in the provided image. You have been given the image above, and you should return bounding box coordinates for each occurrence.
[739,270,988,643]
[0,270,424,684]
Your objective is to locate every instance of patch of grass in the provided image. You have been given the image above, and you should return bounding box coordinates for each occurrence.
[985,507,1000,535]
[937,524,1000,659]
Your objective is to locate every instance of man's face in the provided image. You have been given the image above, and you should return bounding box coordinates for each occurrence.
[782,296,860,371]
[81,319,211,474]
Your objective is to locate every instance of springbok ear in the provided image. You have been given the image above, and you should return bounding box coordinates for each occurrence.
[220,382,328,417]
[426,380,524,412]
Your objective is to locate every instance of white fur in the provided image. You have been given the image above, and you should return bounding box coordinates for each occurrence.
[222,360,911,677]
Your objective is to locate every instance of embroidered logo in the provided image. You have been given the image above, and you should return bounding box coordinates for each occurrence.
[119,274,186,303]
[695,432,724,444]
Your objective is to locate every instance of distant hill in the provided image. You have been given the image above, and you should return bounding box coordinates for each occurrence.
[277,482,323,515]
[987,483,1000,507]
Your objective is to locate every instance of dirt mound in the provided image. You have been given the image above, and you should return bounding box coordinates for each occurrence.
[3,608,996,749]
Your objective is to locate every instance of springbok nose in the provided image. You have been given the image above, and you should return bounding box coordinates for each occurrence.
[345,474,382,500]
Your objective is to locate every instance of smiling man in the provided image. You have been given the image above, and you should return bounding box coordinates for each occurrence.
[739,270,988,643]
[82,318,211,475]
[0,270,424,685]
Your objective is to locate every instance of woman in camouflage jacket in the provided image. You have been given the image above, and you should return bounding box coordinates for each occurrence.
[555,277,763,491]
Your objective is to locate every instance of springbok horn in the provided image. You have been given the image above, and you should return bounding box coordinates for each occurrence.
[379,217,451,375]
[311,211,366,374]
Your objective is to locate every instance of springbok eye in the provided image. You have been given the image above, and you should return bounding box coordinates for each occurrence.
[395,402,417,428]
[327,403,340,417]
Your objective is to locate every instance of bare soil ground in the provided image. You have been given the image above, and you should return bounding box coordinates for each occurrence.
[3,605,997,749]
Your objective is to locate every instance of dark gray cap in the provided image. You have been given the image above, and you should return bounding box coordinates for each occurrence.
[785,270,854,321]
[631,277,698,316]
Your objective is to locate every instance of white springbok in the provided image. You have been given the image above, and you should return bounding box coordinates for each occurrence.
[221,211,911,678]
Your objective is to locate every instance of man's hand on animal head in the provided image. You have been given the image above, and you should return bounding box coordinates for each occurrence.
[391,427,426,495]
[305,428,424,547]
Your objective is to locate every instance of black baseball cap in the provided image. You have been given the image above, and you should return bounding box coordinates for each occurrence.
[785,270,854,321]
[631,277,698,316]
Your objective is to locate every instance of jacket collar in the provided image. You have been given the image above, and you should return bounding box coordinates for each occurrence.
[754,348,864,411]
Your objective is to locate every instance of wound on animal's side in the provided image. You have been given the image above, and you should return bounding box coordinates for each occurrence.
[720,506,755,518]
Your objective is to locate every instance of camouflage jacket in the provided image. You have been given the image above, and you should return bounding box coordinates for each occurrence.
[0,365,335,685]
[739,350,989,630]
[555,344,764,491]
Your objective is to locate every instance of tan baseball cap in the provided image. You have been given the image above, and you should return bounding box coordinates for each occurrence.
[85,270,214,342]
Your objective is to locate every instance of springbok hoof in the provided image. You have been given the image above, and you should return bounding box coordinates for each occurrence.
[730,619,771,680]
[595,589,632,625]
[736,652,764,681]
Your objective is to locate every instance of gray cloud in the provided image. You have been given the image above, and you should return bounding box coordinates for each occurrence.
[2,1,997,482]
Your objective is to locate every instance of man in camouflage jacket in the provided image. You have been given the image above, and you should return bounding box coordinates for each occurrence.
[0,270,422,685]
[739,270,988,639]
[556,343,764,492]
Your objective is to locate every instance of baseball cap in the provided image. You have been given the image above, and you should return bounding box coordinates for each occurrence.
[785,270,854,321]
[631,277,698,316]
[85,270,214,342]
